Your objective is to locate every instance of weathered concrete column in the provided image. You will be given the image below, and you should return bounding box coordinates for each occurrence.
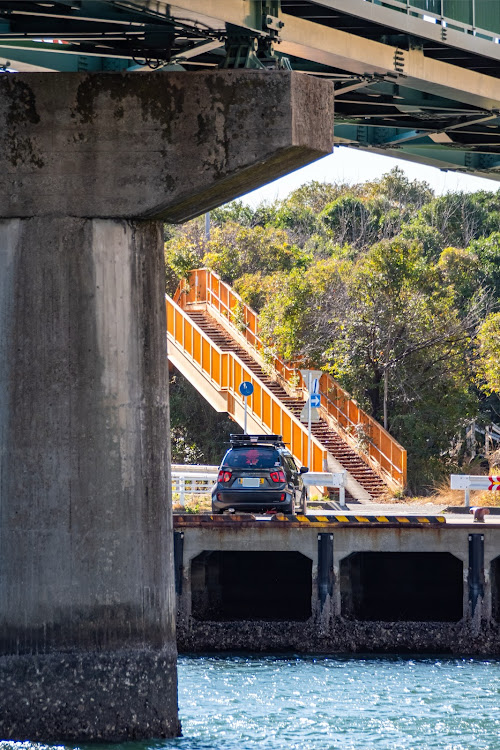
[0,217,177,740]
[0,71,333,741]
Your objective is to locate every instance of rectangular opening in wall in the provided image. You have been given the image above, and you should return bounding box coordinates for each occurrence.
[191,551,312,621]
[491,557,500,622]
[340,552,463,622]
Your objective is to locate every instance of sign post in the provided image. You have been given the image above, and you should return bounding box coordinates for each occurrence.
[239,381,254,434]
[300,369,322,470]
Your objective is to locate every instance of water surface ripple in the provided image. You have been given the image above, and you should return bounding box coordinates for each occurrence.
[170,654,500,750]
[2,654,500,750]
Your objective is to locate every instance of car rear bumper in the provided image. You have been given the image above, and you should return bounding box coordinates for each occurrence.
[212,488,293,513]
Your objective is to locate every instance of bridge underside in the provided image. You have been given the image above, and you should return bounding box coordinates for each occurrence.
[1,1,500,180]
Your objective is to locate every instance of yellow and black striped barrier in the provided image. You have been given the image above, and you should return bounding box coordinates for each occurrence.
[271,514,446,525]
[174,513,446,526]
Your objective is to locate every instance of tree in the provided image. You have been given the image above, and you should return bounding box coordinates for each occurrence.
[254,259,347,364]
[468,231,500,300]
[362,166,433,211]
[436,246,482,309]
[254,240,481,491]
[164,217,207,294]
[233,272,278,313]
[210,200,255,228]
[415,192,494,251]
[326,239,479,427]
[285,180,352,213]
[362,167,434,242]
[399,218,443,259]
[273,202,317,245]
[203,222,309,283]
[476,312,500,395]
[319,194,374,249]
[163,176,499,491]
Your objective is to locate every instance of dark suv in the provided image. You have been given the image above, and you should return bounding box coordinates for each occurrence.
[212,434,308,515]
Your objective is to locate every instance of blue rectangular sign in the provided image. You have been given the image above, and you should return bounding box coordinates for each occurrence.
[310,394,321,408]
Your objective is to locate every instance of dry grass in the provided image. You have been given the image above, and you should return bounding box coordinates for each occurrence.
[373,493,442,506]
[173,493,212,513]
[427,475,500,508]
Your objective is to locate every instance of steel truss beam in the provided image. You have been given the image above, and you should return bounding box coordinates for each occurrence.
[1,1,500,182]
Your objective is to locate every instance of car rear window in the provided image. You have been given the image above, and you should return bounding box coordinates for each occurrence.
[224,447,281,469]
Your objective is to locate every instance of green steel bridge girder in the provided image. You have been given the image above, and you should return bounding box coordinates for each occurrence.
[0,41,130,72]
[2,1,500,181]
[335,123,500,178]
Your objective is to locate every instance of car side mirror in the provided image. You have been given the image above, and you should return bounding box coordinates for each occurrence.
[299,466,309,474]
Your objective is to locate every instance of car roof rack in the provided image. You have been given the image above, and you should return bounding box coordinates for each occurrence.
[229,434,285,447]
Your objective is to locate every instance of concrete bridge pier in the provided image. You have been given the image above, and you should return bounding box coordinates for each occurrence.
[0,71,333,741]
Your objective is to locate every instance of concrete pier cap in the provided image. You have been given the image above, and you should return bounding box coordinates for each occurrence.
[0,70,333,742]
[0,70,334,221]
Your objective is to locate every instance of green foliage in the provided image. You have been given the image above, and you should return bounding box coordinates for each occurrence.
[468,232,500,300]
[253,238,480,491]
[326,239,474,422]
[476,313,500,395]
[230,298,247,333]
[319,194,374,249]
[362,166,433,210]
[399,218,442,259]
[233,272,276,312]
[362,168,434,244]
[259,270,313,361]
[274,202,317,241]
[285,180,349,213]
[203,222,309,283]
[257,259,344,364]
[164,220,206,294]
[211,200,255,227]
[415,191,499,251]
[436,247,482,306]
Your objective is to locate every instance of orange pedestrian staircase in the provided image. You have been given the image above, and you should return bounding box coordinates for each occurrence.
[166,269,406,501]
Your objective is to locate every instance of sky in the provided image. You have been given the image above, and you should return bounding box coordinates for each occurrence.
[241,146,499,207]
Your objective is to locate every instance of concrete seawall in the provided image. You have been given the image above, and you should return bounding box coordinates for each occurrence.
[174,514,500,655]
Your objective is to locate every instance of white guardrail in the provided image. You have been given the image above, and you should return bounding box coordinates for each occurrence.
[450,474,500,507]
[302,471,347,509]
[171,465,218,506]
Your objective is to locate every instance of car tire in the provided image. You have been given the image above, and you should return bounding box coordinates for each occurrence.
[300,488,308,512]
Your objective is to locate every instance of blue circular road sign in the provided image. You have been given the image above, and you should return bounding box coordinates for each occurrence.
[239,381,254,397]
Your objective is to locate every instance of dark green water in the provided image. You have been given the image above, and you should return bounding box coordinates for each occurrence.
[2,654,500,750]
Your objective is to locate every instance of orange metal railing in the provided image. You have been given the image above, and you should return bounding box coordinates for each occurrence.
[166,295,327,473]
[173,269,407,489]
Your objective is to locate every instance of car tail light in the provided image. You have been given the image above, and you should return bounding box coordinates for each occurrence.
[218,470,232,483]
[270,470,286,483]
[280,493,286,502]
